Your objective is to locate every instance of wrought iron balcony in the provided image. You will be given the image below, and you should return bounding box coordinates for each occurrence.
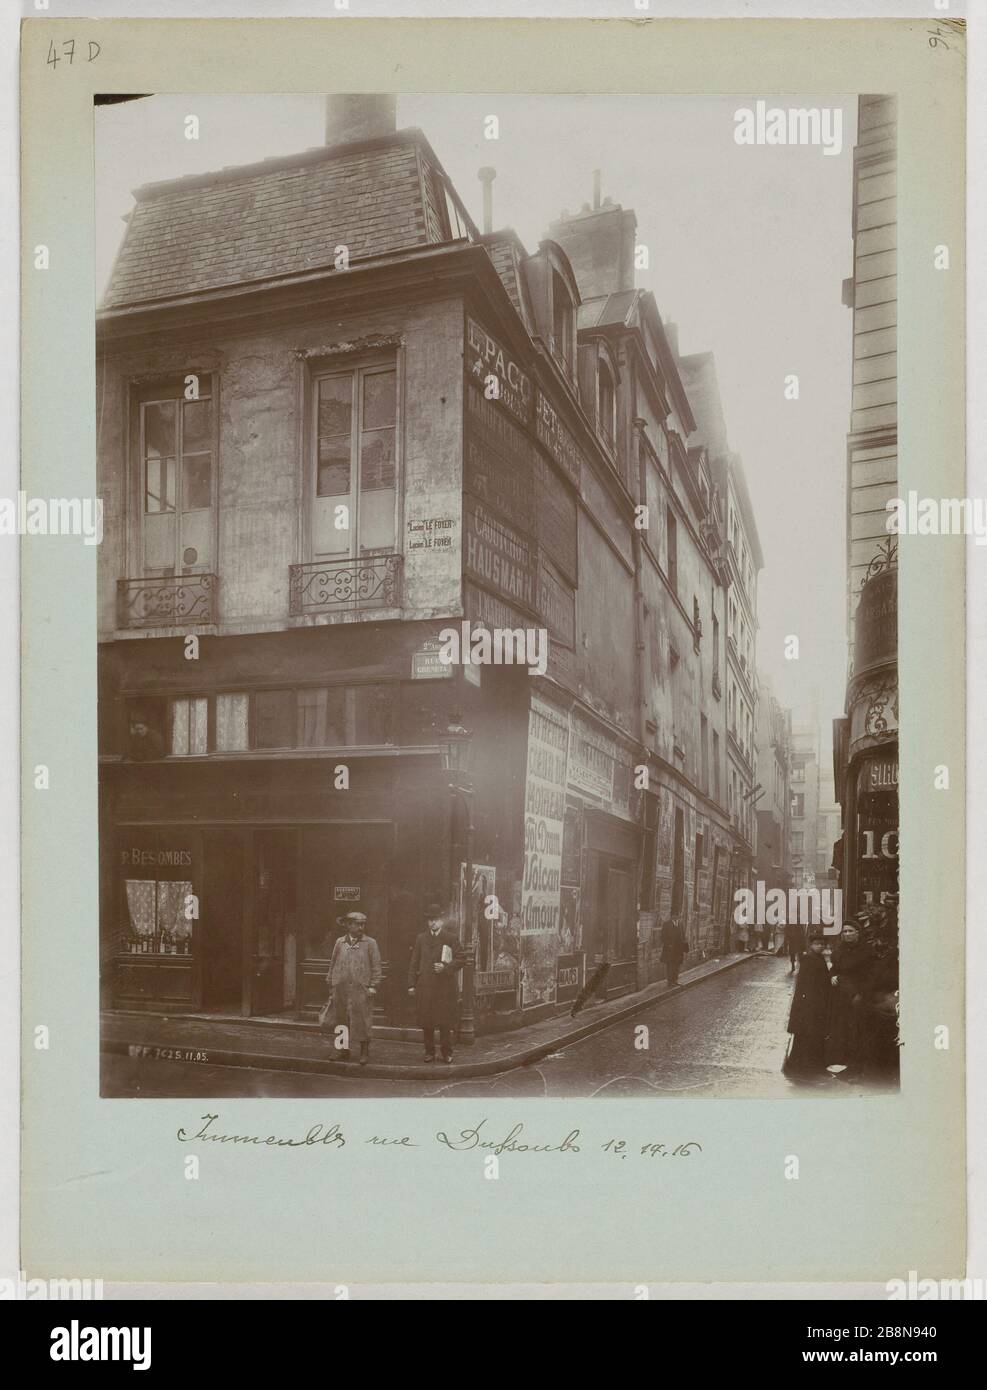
[289,553,402,617]
[117,573,217,629]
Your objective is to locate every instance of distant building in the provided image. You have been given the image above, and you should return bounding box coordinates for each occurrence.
[833,94,899,911]
[754,675,792,896]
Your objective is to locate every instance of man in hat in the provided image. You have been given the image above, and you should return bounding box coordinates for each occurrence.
[326,912,382,1065]
[408,901,465,1063]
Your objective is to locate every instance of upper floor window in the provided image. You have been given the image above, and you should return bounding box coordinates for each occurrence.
[312,360,398,560]
[137,380,215,575]
[598,362,616,449]
[551,270,573,373]
[666,508,678,595]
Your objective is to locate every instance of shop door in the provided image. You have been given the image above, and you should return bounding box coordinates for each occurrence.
[202,831,245,1011]
[250,829,296,1016]
[606,867,633,960]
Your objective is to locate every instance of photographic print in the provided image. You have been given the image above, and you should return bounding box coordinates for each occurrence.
[95,89,900,1100]
[19,14,965,1288]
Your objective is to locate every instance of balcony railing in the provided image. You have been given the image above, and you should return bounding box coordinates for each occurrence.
[117,573,217,629]
[289,553,402,617]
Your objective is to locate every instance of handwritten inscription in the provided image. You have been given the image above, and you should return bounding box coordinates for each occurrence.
[172,1113,703,1165]
[176,1113,346,1149]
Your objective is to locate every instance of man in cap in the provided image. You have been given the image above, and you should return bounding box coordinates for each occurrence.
[325,912,382,1065]
[408,901,465,1063]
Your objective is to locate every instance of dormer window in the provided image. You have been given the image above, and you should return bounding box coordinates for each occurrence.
[598,361,616,448]
[551,270,573,372]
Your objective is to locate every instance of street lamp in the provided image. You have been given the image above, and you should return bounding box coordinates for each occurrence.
[439,713,476,1045]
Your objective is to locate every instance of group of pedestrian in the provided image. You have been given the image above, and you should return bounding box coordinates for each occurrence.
[322,903,464,1065]
[784,904,899,1082]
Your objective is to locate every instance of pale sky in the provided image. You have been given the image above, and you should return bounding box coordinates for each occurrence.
[96,93,856,732]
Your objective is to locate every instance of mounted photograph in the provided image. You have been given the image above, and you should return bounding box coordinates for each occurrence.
[95,91,900,1101]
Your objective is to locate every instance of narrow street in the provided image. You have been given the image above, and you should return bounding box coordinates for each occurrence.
[102,955,893,1100]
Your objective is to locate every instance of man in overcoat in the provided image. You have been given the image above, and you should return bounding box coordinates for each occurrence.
[408,901,464,1062]
[326,912,382,1065]
[661,916,686,987]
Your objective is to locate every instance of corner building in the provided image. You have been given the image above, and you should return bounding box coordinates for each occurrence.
[97,98,763,1037]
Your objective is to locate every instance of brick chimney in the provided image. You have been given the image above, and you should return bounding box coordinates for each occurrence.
[324,94,397,147]
[547,182,637,300]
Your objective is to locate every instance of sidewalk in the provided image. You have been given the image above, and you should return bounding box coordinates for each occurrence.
[102,951,758,1081]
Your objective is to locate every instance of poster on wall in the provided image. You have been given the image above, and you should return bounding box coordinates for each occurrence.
[656,785,674,871]
[520,696,569,1006]
[459,862,497,970]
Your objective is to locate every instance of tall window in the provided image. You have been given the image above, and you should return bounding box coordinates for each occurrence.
[666,508,678,595]
[551,271,573,373]
[700,713,709,792]
[312,361,397,559]
[712,730,721,799]
[598,362,616,448]
[712,612,720,681]
[791,792,805,818]
[170,697,208,756]
[139,383,214,574]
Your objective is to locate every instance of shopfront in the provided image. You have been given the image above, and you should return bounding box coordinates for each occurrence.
[111,819,397,1017]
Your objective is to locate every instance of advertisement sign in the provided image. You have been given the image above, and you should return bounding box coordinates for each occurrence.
[535,389,583,487]
[556,950,584,1004]
[854,566,897,676]
[520,697,569,1006]
[465,316,533,427]
[464,495,537,612]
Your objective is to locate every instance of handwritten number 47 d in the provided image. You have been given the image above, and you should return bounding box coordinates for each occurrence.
[47,40,102,68]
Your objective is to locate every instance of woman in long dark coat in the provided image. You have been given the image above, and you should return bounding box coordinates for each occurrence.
[661,917,686,987]
[408,902,465,1062]
[785,935,831,1075]
[826,920,876,1072]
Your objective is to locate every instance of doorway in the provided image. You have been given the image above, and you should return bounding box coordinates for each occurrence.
[202,830,245,1011]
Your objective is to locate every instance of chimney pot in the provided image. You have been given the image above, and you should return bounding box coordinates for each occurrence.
[324,94,396,147]
[478,166,497,235]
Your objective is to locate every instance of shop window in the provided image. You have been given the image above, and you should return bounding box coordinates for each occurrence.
[215,692,249,751]
[296,686,397,747]
[137,381,215,575]
[122,878,194,955]
[311,360,398,559]
[254,689,296,749]
[170,696,208,756]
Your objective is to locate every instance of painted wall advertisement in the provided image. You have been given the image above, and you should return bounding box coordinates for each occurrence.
[464,495,538,613]
[520,696,569,1007]
[465,316,533,427]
